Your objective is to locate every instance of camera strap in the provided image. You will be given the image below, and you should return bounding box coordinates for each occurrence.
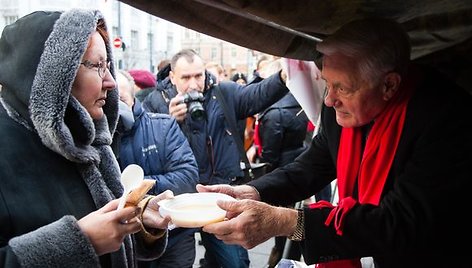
[213,85,254,179]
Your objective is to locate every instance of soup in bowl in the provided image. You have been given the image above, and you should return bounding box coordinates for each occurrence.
[158,192,235,228]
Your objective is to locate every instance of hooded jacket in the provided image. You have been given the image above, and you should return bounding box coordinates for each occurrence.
[0,10,165,267]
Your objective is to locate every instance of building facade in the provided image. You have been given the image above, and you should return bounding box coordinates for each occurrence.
[0,0,263,78]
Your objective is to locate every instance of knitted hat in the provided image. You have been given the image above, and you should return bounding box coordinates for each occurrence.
[128,69,156,89]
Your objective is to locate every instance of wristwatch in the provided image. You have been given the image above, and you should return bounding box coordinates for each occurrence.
[287,209,304,241]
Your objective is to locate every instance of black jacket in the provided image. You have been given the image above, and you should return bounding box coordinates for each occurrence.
[249,66,472,267]
[143,72,289,185]
[258,92,308,171]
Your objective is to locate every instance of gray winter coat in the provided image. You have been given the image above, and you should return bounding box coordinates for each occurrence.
[0,10,166,267]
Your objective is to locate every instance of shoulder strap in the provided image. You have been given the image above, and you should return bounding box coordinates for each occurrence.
[214,85,254,178]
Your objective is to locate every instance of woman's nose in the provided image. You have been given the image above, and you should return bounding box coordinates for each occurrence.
[103,70,116,91]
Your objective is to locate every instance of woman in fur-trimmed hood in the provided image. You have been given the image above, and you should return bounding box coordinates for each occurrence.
[0,9,171,267]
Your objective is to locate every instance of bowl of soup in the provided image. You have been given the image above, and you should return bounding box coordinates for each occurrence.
[158,192,235,228]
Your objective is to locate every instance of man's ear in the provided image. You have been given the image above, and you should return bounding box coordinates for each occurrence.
[383,72,402,101]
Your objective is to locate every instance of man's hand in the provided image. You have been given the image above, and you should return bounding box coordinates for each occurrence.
[202,199,298,249]
[168,94,188,122]
[196,184,261,201]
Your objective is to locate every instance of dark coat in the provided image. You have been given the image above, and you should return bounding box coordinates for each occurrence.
[119,100,198,195]
[258,92,308,170]
[118,100,199,251]
[249,66,472,267]
[0,10,166,267]
[142,77,177,114]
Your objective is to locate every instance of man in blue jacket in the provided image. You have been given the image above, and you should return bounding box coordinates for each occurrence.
[143,49,289,268]
[115,69,199,268]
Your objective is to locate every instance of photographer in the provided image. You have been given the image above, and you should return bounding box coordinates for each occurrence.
[143,49,289,267]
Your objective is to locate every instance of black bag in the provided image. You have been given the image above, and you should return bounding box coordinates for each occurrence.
[214,86,271,185]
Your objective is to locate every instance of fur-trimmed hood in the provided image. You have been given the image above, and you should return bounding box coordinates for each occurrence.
[0,9,119,164]
[0,10,144,267]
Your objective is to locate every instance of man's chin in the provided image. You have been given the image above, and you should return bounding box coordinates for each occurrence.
[336,114,353,128]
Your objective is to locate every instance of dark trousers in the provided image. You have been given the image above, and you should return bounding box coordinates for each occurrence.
[138,228,196,268]
[200,230,249,268]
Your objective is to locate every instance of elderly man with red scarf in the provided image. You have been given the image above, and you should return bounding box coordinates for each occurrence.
[196,17,472,268]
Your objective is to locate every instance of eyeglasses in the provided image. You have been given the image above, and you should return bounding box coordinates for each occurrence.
[80,59,112,78]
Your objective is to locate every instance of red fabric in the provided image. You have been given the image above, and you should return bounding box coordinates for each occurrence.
[128,69,157,89]
[337,84,413,206]
[309,79,415,268]
[307,120,315,132]
[310,199,362,268]
[253,118,262,157]
[315,259,362,268]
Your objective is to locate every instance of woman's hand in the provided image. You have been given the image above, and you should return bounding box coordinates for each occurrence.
[77,199,141,256]
[141,190,174,229]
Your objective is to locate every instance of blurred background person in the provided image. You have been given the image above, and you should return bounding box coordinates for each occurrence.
[231,72,247,85]
[250,60,309,267]
[129,69,157,102]
[156,48,290,268]
[115,69,199,268]
[205,61,227,84]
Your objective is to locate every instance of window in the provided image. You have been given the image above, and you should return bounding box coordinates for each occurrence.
[167,35,173,53]
[148,33,153,49]
[211,47,217,60]
[112,27,119,39]
[131,30,139,49]
[4,15,18,26]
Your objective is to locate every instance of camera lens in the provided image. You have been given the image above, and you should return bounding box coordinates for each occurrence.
[183,90,205,120]
[188,102,205,120]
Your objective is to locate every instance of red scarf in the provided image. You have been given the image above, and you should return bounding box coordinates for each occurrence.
[311,78,415,268]
[253,117,263,157]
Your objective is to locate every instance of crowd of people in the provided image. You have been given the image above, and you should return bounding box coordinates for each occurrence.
[1,7,471,268]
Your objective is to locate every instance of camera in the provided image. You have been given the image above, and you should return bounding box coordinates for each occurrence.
[182,90,205,120]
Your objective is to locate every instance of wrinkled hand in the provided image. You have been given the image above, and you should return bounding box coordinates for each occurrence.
[169,94,187,122]
[77,199,142,256]
[142,190,174,229]
[196,184,260,201]
[202,199,297,249]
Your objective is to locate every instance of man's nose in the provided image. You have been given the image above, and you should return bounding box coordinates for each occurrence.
[324,88,337,107]
[188,77,199,89]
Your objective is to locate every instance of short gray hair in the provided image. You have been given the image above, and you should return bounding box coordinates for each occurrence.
[170,49,199,71]
[317,18,411,84]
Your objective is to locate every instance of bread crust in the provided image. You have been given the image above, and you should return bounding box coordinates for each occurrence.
[125,179,155,207]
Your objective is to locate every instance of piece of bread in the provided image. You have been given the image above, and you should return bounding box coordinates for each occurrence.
[125,179,155,207]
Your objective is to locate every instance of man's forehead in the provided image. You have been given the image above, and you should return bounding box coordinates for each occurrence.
[178,70,204,78]
[174,57,205,75]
